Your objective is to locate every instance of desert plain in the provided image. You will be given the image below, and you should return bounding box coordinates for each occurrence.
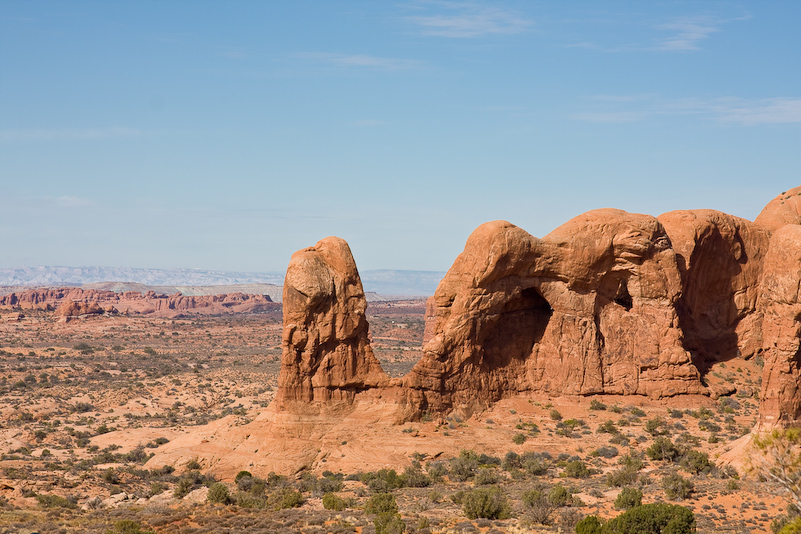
[0,293,790,534]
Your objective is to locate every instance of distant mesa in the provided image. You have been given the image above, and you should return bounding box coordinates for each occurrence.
[0,287,278,319]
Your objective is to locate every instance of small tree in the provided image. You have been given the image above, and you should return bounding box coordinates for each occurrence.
[366,493,404,534]
[522,488,555,524]
[751,428,801,512]
[661,472,694,501]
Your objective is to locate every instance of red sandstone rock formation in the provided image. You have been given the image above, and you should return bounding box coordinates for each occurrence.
[276,237,390,408]
[658,210,770,367]
[755,185,801,232]
[404,211,704,415]
[757,225,801,426]
[54,301,109,322]
[0,288,276,318]
[273,188,801,428]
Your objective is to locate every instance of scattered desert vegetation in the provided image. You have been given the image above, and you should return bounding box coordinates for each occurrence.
[0,300,794,533]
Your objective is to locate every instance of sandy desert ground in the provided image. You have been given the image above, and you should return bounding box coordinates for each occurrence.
[0,299,792,534]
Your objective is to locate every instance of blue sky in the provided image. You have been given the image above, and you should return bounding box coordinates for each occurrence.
[1,1,799,273]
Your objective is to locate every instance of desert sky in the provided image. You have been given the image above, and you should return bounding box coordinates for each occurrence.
[1,1,799,272]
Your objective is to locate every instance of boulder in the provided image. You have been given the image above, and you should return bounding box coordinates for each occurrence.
[54,300,105,321]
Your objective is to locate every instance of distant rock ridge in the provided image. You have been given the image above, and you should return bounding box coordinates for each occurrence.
[0,287,278,319]
[274,185,801,428]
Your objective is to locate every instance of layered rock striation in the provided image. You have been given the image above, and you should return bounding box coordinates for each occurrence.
[268,187,801,427]
[0,287,277,318]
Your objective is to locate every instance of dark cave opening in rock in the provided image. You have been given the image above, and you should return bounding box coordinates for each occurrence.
[479,286,553,369]
[614,279,633,310]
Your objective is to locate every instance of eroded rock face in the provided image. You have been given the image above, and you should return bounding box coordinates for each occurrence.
[274,188,801,427]
[758,225,801,426]
[276,237,389,408]
[658,210,771,368]
[404,211,704,414]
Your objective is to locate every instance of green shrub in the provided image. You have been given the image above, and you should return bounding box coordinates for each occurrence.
[366,493,404,534]
[36,493,77,509]
[645,417,669,436]
[513,433,527,445]
[322,492,346,511]
[174,477,194,499]
[593,446,619,459]
[461,486,510,520]
[618,453,644,471]
[275,488,303,509]
[661,473,694,501]
[590,399,607,411]
[426,460,447,482]
[597,420,619,434]
[522,454,549,476]
[366,493,399,515]
[401,461,431,487]
[105,519,155,534]
[363,468,404,492]
[102,468,120,484]
[564,460,590,478]
[778,516,801,534]
[576,515,603,534]
[522,488,555,524]
[549,409,563,421]
[207,482,230,504]
[449,450,479,481]
[475,467,501,485]
[602,503,694,534]
[607,467,639,487]
[614,487,642,510]
[375,512,406,534]
[234,492,267,508]
[679,450,712,474]
[547,484,572,507]
[185,459,201,470]
[646,437,681,462]
[235,470,252,482]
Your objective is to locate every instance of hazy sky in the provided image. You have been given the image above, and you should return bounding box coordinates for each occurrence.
[1,1,800,273]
